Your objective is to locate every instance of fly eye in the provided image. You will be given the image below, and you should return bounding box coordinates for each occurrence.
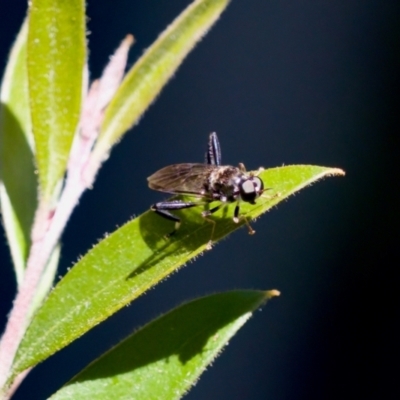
[254,176,264,192]
[240,179,257,203]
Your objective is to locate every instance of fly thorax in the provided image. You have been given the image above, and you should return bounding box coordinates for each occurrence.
[208,166,242,202]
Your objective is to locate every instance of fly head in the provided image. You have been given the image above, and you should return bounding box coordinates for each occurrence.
[239,176,264,204]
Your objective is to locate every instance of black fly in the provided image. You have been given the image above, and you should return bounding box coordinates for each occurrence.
[148,132,266,243]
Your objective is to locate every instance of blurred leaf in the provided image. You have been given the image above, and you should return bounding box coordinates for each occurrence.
[12,165,344,375]
[93,0,230,161]
[0,19,36,284]
[27,0,86,200]
[50,290,279,400]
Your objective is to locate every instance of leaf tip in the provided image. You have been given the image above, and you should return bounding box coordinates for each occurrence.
[264,289,281,299]
[326,168,346,177]
[124,34,135,47]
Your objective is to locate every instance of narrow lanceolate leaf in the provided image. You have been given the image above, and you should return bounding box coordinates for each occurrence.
[0,20,36,283]
[50,290,280,400]
[27,0,86,200]
[11,165,344,375]
[92,0,230,162]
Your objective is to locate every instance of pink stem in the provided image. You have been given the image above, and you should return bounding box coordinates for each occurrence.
[0,35,133,395]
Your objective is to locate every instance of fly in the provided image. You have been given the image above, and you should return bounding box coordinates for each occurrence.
[147,132,266,244]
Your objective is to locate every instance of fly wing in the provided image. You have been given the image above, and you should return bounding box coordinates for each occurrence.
[147,163,215,195]
[206,132,222,166]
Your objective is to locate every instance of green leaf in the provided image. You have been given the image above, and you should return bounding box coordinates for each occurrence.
[93,0,230,161]
[11,165,344,376]
[0,19,36,283]
[27,0,86,200]
[50,290,279,400]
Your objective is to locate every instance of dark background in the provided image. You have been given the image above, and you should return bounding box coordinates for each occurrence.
[1,1,399,399]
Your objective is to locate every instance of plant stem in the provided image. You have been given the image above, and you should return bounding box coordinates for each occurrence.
[0,35,133,395]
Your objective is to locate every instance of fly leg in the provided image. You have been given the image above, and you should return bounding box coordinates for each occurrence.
[151,200,203,238]
[233,203,255,235]
[201,204,223,248]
